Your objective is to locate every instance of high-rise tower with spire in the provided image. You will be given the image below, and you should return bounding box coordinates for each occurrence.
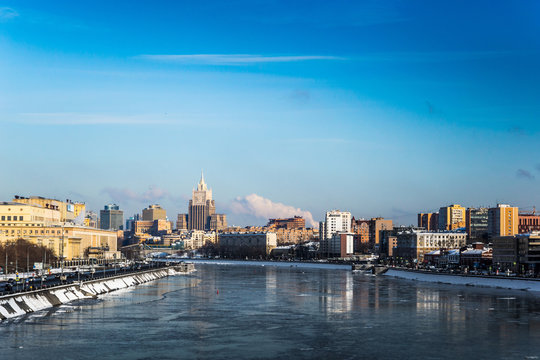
[177,172,227,232]
[188,171,216,230]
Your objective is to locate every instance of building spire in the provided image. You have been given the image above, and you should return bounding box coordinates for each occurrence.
[197,170,208,191]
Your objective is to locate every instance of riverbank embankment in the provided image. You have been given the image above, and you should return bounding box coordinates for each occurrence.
[385,268,540,293]
[0,264,193,320]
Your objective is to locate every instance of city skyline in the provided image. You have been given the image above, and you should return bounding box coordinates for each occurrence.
[1,1,540,226]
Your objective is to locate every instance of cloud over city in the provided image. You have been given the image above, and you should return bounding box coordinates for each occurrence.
[17,112,173,125]
[137,54,343,65]
[230,194,318,228]
[516,169,535,180]
[0,7,18,21]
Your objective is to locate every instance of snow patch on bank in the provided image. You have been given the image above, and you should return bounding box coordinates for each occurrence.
[0,269,172,321]
[385,269,540,293]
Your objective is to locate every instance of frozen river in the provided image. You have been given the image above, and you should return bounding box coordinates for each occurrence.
[1,261,540,359]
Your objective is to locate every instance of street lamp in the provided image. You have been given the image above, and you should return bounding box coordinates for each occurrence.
[4,242,9,278]
[26,244,37,276]
[60,227,65,284]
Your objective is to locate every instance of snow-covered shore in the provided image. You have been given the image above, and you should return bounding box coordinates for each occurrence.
[165,258,351,270]
[0,268,178,320]
[385,268,540,293]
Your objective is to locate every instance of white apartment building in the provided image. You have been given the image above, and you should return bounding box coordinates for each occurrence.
[395,229,467,261]
[319,210,352,254]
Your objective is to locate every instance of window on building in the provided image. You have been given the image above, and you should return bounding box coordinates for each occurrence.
[7,216,11,221]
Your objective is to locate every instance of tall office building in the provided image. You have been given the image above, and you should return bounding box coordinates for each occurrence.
[319,210,351,240]
[466,207,489,241]
[177,214,188,231]
[189,172,215,230]
[488,204,518,238]
[418,212,439,231]
[100,204,124,231]
[209,214,228,231]
[369,217,393,249]
[319,210,351,256]
[438,204,466,230]
[178,172,227,231]
[142,204,167,221]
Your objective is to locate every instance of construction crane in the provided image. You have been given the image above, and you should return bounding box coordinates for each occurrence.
[519,206,536,215]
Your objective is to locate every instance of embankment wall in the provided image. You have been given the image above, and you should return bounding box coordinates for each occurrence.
[0,268,173,320]
[385,268,540,293]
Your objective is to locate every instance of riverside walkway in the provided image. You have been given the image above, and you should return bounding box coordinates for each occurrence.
[0,261,168,296]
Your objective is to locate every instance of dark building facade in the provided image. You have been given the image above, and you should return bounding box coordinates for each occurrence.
[100,204,123,231]
[176,214,188,230]
[518,233,540,274]
[351,217,370,253]
[466,207,489,242]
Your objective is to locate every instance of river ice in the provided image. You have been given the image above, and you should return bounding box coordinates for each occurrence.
[0,262,539,360]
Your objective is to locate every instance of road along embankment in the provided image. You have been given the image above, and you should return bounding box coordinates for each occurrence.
[384,268,540,293]
[0,265,193,321]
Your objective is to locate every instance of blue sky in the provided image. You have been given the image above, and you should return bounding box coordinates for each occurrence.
[1,0,539,226]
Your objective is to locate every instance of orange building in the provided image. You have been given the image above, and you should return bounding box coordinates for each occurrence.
[417,213,439,231]
[369,217,393,249]
[267,216,305,230]
[351,217,370,252]
[488,204,518,238]
[518,213,540,234]
[438,205,466,230]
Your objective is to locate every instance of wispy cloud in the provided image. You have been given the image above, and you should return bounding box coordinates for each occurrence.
[137,51,515,67]
[389,207,418,224]
[0,7,18,21]
[137,54,344,65]
[425,101,443,115]
[286,138,352,144]
[508,125,530,136]
[288,89,311,105]
[230,193,318,228]
[516,169,535,180]
[15,113,173,125]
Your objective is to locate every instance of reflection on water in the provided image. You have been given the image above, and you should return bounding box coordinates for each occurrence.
[1,263,540,359]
